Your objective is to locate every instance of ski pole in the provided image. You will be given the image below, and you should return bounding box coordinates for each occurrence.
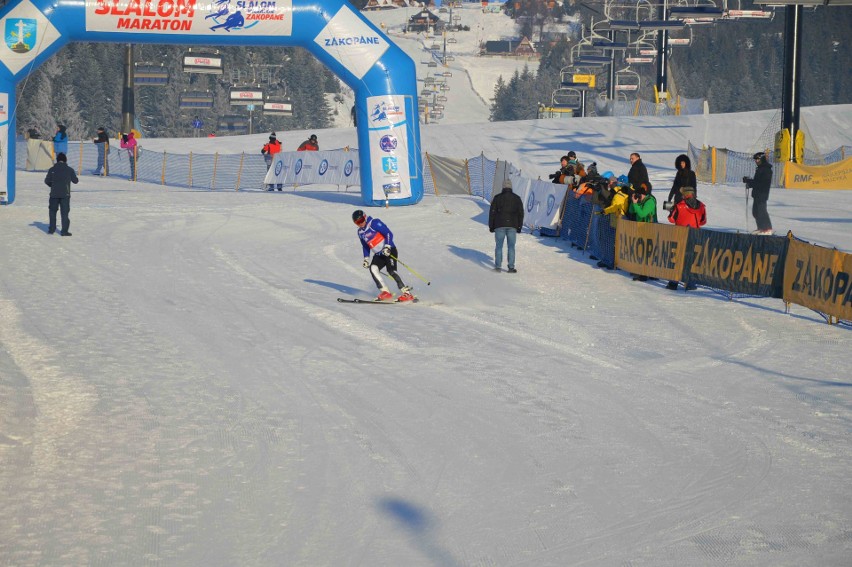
[390,254,431,286]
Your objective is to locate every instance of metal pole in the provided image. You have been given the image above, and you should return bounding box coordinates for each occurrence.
[121,44,135,134]
[781,5,803,163]
[608,30,616,101]
[655,0,669,99]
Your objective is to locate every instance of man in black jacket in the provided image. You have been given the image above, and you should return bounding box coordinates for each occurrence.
[488,178,524,273]
[93,126,109,176]
[743,152,773,235]
[44,152,79,236]
[628,152,652,195]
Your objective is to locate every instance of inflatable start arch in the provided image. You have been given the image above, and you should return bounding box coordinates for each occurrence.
[0,0,423,206]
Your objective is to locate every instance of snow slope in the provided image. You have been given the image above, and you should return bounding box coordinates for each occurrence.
[1,7,851,564]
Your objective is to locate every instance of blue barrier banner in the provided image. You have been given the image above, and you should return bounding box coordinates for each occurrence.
[684,231,788,298]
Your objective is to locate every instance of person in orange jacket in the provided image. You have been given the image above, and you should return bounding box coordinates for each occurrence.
[261,132,283,191]
[297,133,319,151]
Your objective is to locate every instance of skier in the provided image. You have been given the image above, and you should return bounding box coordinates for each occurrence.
[261,133,283,191]
[353,209,415,302]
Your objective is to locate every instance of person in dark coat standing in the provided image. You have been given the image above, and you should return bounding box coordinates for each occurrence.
[628,152,652,195]
[667,153,697,207]
[488,178,524,273]
[93,127,109,176]
[743,152,773,235]
[44,152,79,236]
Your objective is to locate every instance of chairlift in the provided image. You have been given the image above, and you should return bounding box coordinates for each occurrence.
[439,84,450,91]
[217,114,248,134]
[437,95,448,102]
[669,5,724,20]
[441,71,452,77]
[551,87,582,111]
[439,6,448,12]
[447,37,458,44]
[428,61,438,67]
[443,55,455,62]
[182,50,224,75]
[229,86,265,106]
[625,56,654,65]
[592,40,628,51]
[561,80,595,91]
[638,20,685,31]
[424,76,436,84]
[430,43,441,50]
[420,89,433,96]
[262,98,293,116]
[614,67,641,92]
[134,64,169,86]
[179,91,214,109]
[432,104,445,111]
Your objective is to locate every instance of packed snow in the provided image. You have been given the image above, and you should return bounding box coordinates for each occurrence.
[1,4,851,565]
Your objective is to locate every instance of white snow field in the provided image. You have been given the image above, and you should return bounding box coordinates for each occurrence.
[2,3,852,562]
[1,105,851,566]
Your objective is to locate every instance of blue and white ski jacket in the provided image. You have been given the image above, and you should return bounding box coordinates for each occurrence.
[357,216,396,257]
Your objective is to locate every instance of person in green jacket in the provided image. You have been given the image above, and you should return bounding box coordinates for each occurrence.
[628,190,657,223]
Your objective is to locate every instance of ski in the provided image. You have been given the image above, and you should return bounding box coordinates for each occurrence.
[337,297,419,304]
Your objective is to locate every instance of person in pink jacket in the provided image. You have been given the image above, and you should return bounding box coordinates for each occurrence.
[119,131,139,180]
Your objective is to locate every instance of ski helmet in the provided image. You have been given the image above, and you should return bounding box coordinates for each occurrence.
[352,209,366,225]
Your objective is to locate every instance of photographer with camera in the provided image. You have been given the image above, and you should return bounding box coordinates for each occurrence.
[743,152,774,235]
[665,154,697,212]
[548,155,574,185]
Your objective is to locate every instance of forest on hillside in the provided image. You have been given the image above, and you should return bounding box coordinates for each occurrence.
[13,1,850,138]
[491,1,851,121]
[16,44,340,142]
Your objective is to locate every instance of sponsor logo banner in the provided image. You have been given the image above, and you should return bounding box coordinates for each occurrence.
[783,239,852,321]
[784,158,852,190]
[367,94,410,201]
[314,4,388,80]
[1,0,62,76]
[684,231,788,298]
[615,220,688,281]
[264,149,360,187]
[85,0,293,36]
[521,178,567,231]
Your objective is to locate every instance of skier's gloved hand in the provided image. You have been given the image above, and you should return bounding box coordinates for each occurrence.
[362,258,370,269]
[382,245,392,257]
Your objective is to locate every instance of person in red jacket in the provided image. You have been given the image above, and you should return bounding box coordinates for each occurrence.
[261,132,283,191]
[297,134,319,151]
[667,186,705,290]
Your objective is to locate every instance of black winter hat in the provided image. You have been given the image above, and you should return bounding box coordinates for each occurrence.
[753,151,766,161]
[566,151,576,159]
[56,152,67,162]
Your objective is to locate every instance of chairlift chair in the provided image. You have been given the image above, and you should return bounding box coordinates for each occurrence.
[229,86,265,106]
[182,50,224,75]
[614,67,641,92]
[262,98,293,116]
[551,87,583,110]
[179,91,214,109]
[134,64,169,86]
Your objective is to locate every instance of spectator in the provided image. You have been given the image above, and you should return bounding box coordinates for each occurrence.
[261,133,283,191]
[93,127,109,176]
[26,127,41,140]
[666,186,706,290]
[208,131,216,138]
[628,189,658,281]
[297,134,319,151]
[566,151,587,179]
[52,124,68,159]
[628,152,652,195]
[488,178,524,273]
[119,131,138,180]
[666,153,697,207]
[548,155,573,185]
[595,176,631,269]
[743,152,773,235]
[44,152,79,236]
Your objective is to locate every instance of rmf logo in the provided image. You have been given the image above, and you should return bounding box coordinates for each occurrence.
[794,174,813,182]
